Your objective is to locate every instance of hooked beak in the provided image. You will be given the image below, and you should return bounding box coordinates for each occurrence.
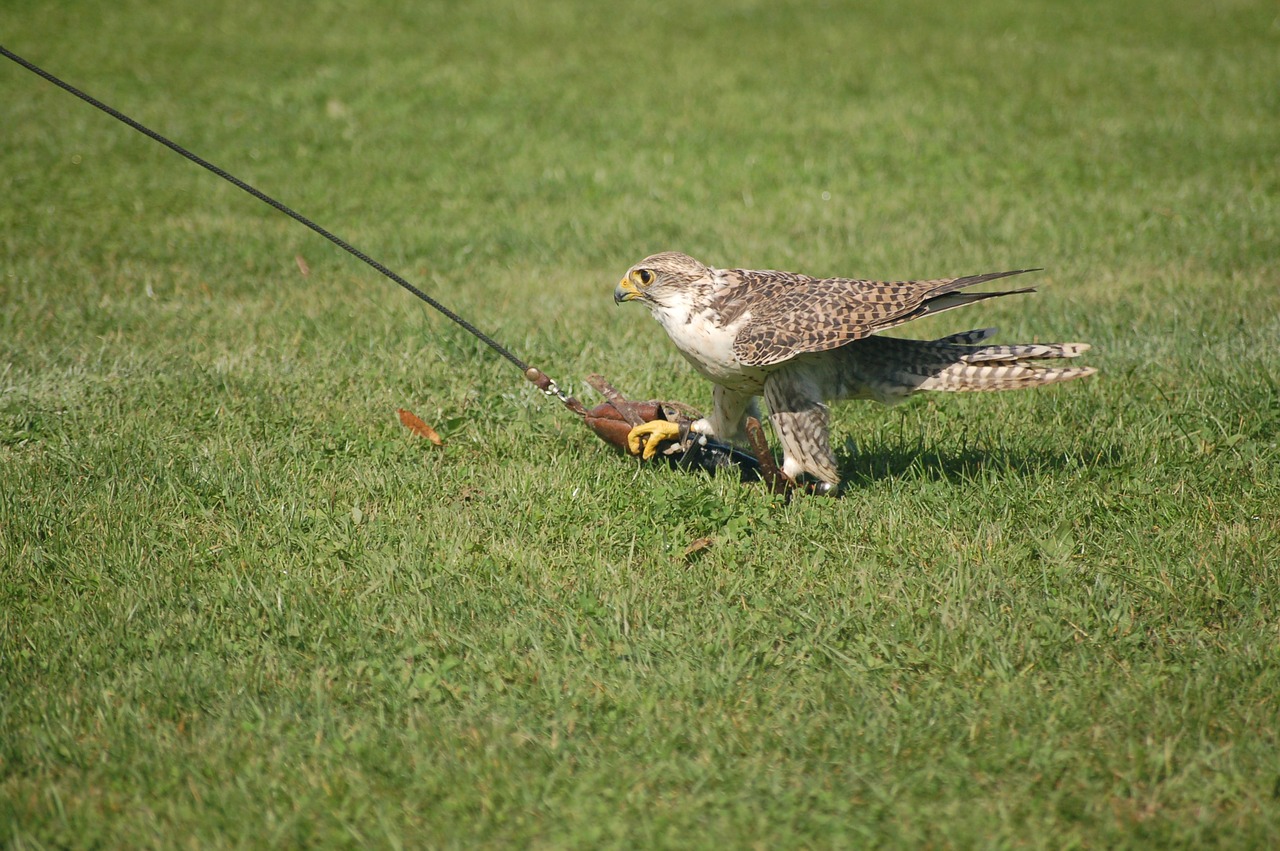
[614,276,642,304]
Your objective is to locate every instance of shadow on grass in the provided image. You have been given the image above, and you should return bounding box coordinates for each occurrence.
[835,441,1124,489]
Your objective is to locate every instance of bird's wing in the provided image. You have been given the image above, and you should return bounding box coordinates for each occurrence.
[731,268,1039,367]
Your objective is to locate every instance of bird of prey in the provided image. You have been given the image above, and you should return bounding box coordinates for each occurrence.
[614,252,1095,493]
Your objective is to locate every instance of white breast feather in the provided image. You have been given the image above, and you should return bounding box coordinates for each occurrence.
[648,289,765,393]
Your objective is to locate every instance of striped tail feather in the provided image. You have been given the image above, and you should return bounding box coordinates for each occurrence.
[849,328,1096,398]
[932,327,999,346]
[911,328,1095,392]
[915,359,1096,392]
[956,341,1091,364]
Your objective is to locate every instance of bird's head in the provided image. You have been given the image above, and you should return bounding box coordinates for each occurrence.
[614,252,712,308]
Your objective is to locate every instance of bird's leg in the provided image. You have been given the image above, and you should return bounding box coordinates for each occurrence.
[763,370,841,491]
[688,384,758,446]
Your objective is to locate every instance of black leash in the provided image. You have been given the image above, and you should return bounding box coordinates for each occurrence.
[3,44,772,481]
[0,43,583,411]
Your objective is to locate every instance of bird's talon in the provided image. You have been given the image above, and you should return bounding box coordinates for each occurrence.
[627,419,683,459]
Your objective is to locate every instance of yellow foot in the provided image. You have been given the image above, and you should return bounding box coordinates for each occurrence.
[627,419,682,459]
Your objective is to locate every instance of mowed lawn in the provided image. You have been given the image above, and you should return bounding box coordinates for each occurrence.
[2,0,1278,846]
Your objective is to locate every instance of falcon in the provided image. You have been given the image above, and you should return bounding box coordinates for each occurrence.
[614,252,1095,493]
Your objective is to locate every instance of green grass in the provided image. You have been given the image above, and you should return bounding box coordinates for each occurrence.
[2,0,1279,846]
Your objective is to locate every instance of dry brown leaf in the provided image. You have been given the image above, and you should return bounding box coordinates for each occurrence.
[683,536,714,559]
[397,408,443,445]
[295,254,311,277]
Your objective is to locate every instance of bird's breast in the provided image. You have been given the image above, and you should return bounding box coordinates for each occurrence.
[652,304,765,393]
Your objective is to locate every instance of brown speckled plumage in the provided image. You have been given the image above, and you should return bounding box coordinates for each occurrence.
[615,252,1095,490]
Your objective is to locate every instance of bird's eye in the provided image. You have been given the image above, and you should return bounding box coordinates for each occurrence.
[636,269,655,285]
